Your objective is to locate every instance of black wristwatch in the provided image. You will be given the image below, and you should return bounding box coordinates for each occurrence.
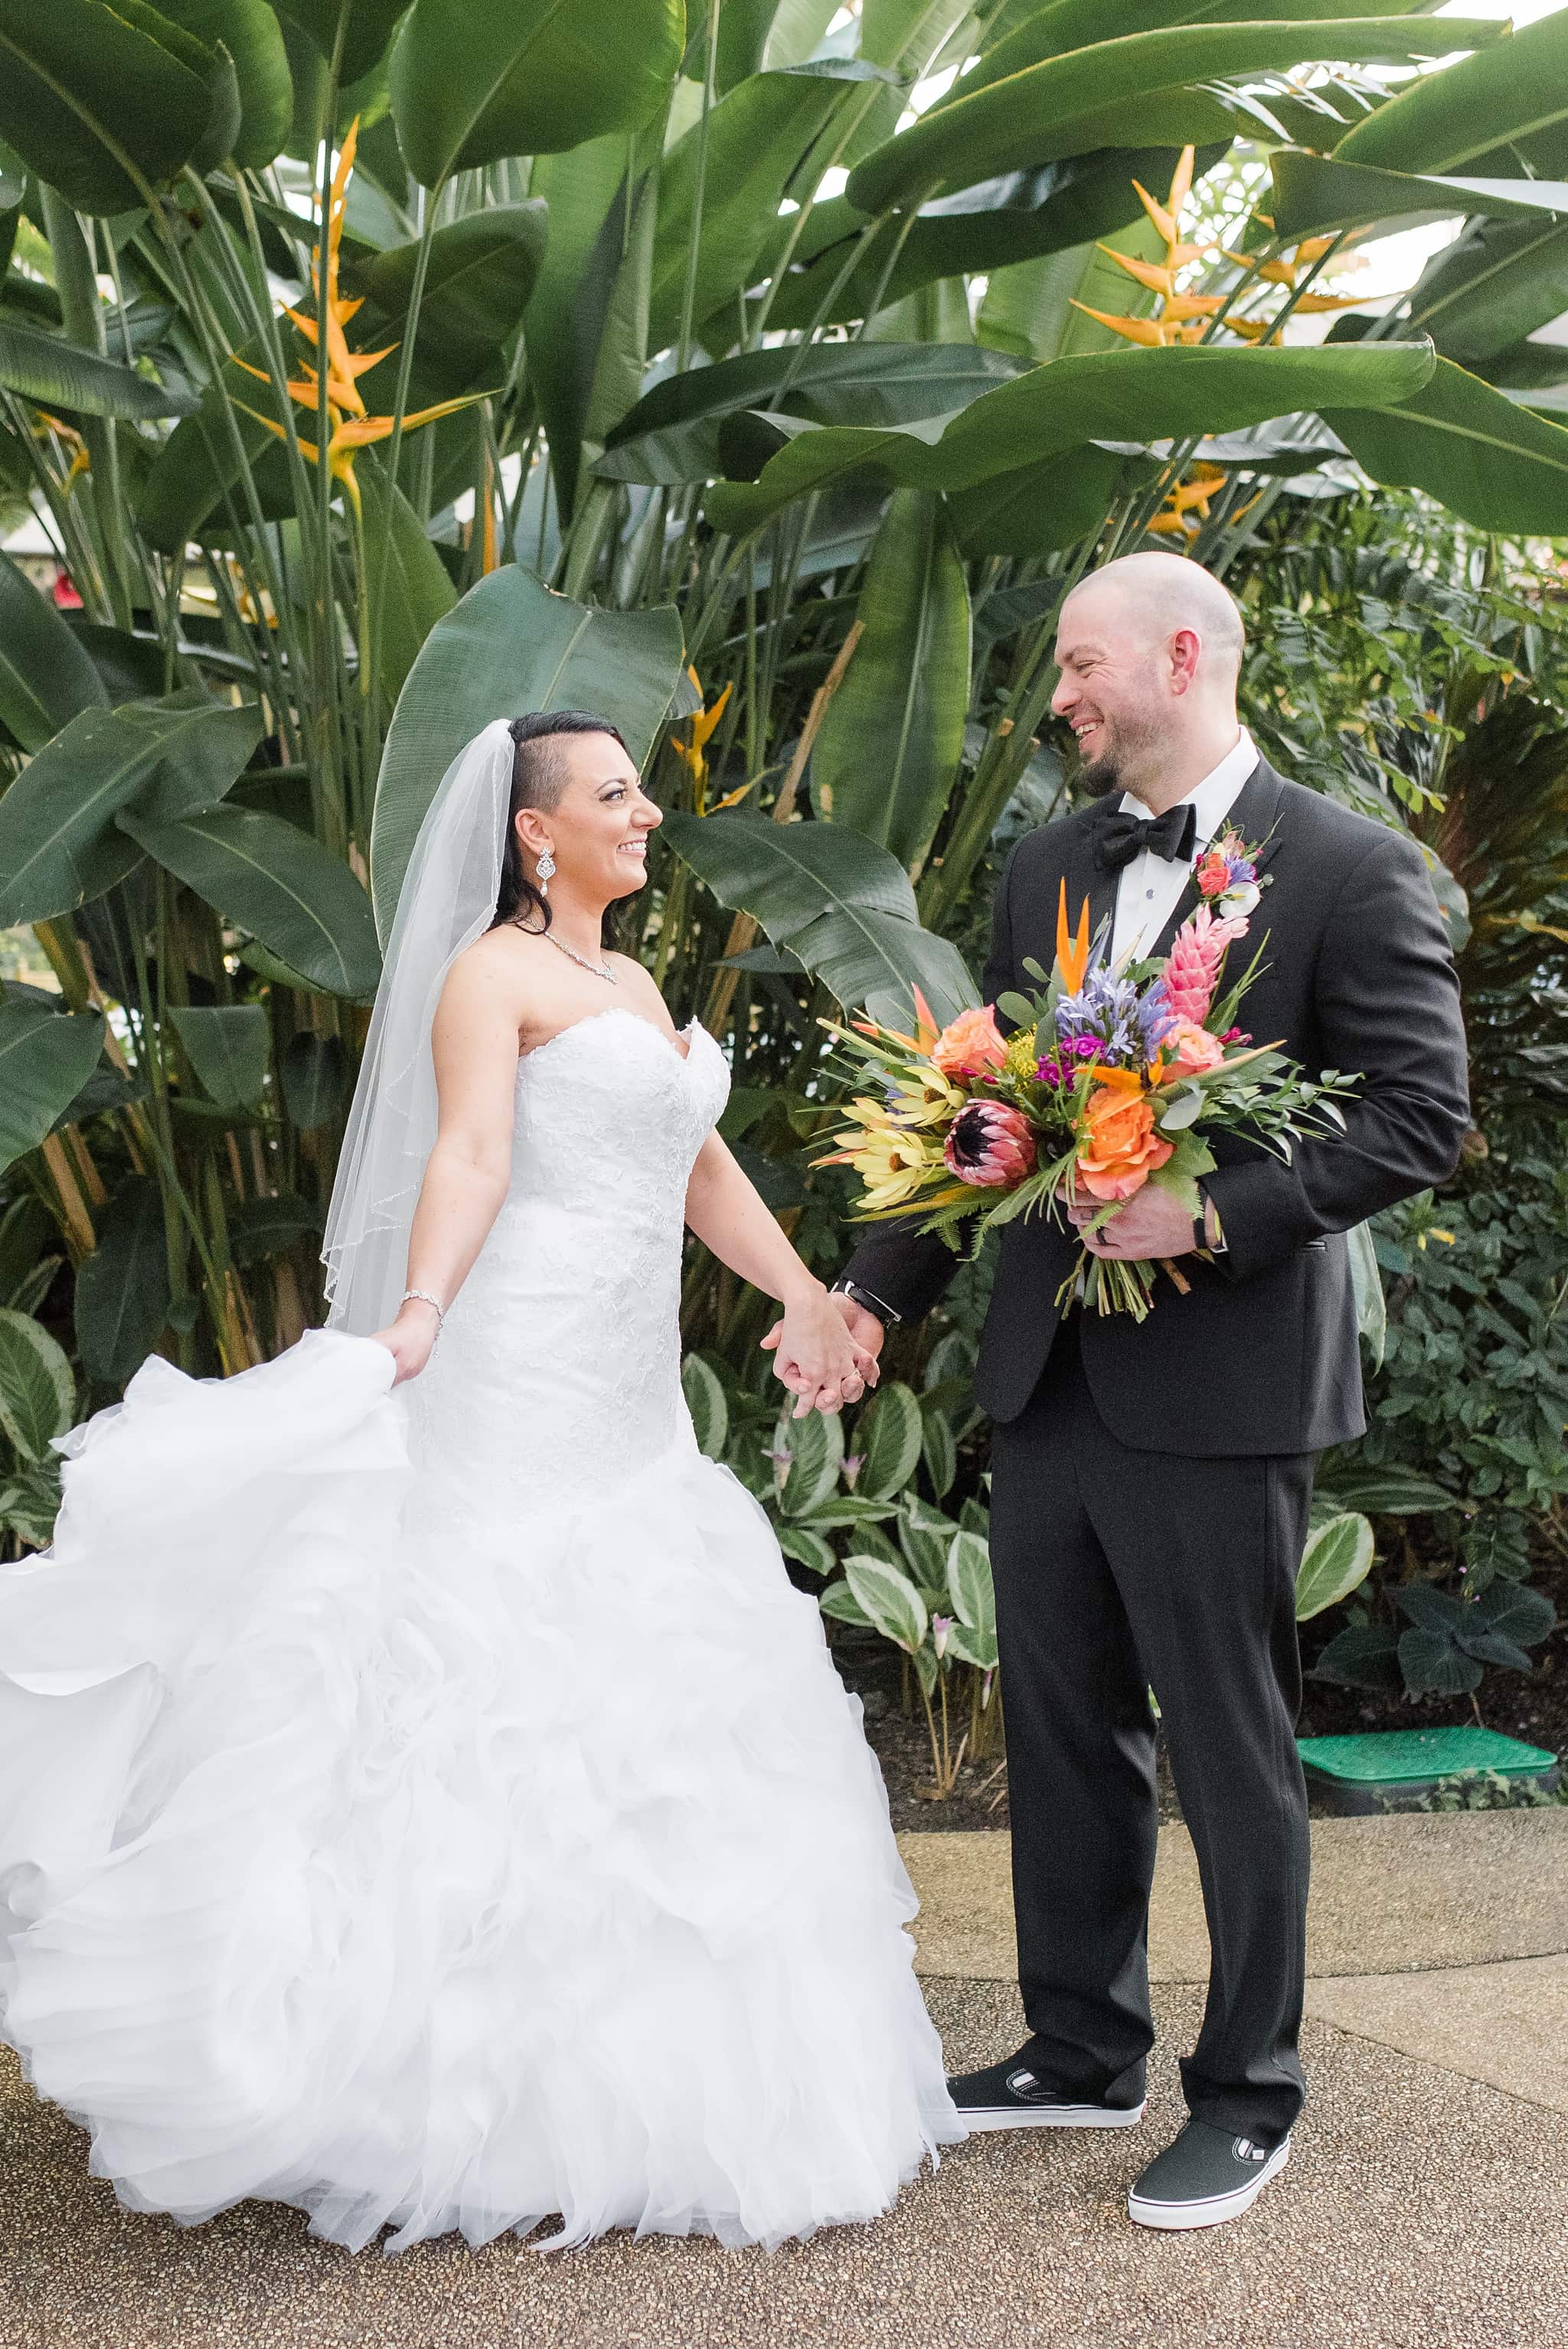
[1194,1183,1227,1256]
[830,1276,902,1328]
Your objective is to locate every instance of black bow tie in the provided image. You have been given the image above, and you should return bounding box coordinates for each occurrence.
[1093,801,1197,873]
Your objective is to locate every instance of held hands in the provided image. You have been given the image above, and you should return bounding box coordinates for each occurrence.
[760,1285,882,1419]
[1069,1187,1204,1262]
[371,1297,442,1385]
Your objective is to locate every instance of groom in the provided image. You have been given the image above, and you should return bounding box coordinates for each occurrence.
[795,551,1470,2230]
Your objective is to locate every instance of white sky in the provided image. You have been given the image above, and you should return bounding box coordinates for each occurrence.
[815,0,1568,304]
[1345,0,1568,302]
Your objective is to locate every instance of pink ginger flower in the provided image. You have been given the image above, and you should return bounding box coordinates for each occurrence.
[1161,906,1250,1026]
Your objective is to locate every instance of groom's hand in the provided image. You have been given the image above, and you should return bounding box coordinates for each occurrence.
[1071,1187,1195,1262]
[761,1291,883,1413]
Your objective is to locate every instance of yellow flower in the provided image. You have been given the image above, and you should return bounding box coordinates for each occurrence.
[831,1120,946,1212]
[1004,1029,1041,1082]
[671,667,748,814]
[889,1068,969,1125]
[1220,315,1283,345]
[231,119,483,518]
[1149,460,1230,539]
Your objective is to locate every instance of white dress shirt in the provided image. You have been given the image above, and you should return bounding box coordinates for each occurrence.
[1109,727,1257,965]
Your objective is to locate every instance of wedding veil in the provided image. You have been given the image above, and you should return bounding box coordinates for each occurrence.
[321,719,514,1336]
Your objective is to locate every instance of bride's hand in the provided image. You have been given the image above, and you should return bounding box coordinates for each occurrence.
[370,1298,441,1386]
[769,1282,877,1419]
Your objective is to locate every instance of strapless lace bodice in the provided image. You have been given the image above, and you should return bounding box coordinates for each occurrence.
[506,1006,729,1210]
[404,1008,731,1514]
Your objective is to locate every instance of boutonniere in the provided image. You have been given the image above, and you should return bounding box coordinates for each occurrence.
[1193,827,1273,921]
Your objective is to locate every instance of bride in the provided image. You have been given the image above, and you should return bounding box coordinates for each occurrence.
[0,712,962,2255]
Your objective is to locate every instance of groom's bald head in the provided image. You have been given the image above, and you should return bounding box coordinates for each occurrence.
[1060,552,1245,678]
[1051,554,1247,807]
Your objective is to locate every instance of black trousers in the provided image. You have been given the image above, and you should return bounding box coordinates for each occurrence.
[988,1319,1313,2146]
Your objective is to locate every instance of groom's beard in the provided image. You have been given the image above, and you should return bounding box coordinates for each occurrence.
[1076,709,1165,801]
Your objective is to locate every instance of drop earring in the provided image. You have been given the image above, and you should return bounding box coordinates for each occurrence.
[535,847,555,899]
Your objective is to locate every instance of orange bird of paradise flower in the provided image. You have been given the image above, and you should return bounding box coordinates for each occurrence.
[231,119,482,518]
[1056,880,1091,995]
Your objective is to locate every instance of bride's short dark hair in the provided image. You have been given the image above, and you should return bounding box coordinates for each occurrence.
[492,710,634,942]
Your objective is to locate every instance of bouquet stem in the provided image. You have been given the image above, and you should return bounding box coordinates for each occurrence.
[1056,1251,1160,1323]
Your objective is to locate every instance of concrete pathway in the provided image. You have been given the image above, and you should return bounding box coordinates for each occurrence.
[901,1811,1568,2117]
[3,1815,1565,2349]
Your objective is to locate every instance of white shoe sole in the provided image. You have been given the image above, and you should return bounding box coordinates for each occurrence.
[959,2099,1146,2133]
[1127,2136,1290,2230]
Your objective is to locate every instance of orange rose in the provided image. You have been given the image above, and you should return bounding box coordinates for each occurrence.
[932,1004,1008,1077]
[1168,1018,1225,1076]
[1076,1076,1174,1203]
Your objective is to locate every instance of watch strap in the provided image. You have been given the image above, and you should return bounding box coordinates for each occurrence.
[831,1276,902,1327]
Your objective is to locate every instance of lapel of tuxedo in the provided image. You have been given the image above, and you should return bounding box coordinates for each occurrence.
[1145,756,1287,961]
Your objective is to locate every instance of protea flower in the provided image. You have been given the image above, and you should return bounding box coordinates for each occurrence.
[944,1100,1037,1188]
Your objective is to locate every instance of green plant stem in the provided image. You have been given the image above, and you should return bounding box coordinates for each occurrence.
[674,0,719,378]
[369,188,443,676]
[40,188,132,628]
[142,194,315,805]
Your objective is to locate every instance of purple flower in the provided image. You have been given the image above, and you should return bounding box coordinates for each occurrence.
[1057,963,1169,1070]
[1037,1058,1065,1087]
[1135,985,1178,1058]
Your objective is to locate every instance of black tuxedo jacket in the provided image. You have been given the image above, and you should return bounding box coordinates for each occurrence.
[839,759,1471,1456]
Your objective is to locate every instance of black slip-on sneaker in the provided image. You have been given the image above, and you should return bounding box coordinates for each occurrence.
[1127,2117,1291,2230]
[948,2053,1145,2132]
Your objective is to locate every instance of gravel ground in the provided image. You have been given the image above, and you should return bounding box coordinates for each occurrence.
[5,1981,1566,2349]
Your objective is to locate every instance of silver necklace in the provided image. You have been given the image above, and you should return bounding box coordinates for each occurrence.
[540,929,617,984]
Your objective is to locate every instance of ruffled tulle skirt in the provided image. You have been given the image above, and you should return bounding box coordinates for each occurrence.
[0,1332,960,2253]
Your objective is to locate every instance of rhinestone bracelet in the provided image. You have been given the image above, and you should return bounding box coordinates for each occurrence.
[400,1287,446,1328]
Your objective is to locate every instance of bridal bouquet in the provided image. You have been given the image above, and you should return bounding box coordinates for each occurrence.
[812,870,1357,1321]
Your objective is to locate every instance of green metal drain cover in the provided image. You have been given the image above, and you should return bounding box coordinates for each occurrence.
[1298,1727,1561,1814]
[1299,1728,1557,1783]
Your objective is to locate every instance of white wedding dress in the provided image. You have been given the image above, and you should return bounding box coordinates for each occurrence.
[0,1005,960,2253]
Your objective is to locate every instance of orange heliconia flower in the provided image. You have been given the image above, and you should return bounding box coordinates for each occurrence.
[232,119,482,517]
[1070,148,1216,352]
